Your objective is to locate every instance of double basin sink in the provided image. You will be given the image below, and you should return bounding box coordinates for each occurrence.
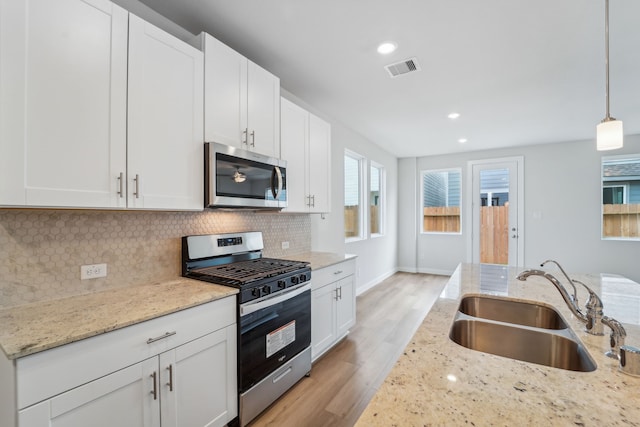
[449,295,596,372]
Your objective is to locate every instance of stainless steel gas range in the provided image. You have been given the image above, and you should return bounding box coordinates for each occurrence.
[182,232,311,427]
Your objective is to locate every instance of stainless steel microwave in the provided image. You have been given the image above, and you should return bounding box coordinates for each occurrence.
[205,142,287,209]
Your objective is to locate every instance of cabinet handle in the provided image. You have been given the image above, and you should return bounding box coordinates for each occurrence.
[133,174,140,198]
[338,286,342,300]
[250,130,255,147]
[167,364,174,392]
[150,371,158,400]
[311,195,315,207]
[146,331,176,344]
[333,270,343,275]
[335,288,340,301]
[306,195,311,207]
[117,172,124,198]
[242,128,248,145]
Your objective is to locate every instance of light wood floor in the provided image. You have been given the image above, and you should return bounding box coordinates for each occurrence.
[249,272,449,427]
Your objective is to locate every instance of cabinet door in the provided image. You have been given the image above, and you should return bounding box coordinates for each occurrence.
[160,325,237,427]
[280,98,309,212]
[308,114,331,213]
[18,358,159,427]
[202,34,247,149]
[0,0,128,208]
[247,61,280,158]
[336,275,356,339]
[311,284,337,361]
[127,14,204,210]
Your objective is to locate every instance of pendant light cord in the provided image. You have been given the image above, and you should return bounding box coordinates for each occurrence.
[604,0,611,121]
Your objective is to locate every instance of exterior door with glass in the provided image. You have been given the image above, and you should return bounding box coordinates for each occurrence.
[470,158,524,266]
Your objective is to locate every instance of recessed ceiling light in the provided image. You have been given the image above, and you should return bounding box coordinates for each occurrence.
[377,42,397,55]
[458,138,468,143]
[448,112,460,119]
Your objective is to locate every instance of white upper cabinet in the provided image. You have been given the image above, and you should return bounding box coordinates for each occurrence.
[280,97,331,213]
[0,0,128,208]
[127,15,203,210]
[202,33,280,158]
[0,0,203,210]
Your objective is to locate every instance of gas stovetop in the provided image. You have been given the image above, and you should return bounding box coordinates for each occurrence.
[182,232,311,304]
[190,258,309,287]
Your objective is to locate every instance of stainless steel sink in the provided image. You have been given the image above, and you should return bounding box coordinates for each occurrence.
[449,295,596,372]
[449,319,596,372]
[458,295,568,330]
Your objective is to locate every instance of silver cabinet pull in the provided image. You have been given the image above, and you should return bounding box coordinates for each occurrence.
[334,288,340,301]
[242,128,248,145]
[306,195,311,207]
[146,331,176,344]
[167,364,174,392]
[133,174,140,198]
[150,371,158,400]
[311,195,315,207]
[333,270,343,275]
[250,130,255,147]
[117,172,124,198]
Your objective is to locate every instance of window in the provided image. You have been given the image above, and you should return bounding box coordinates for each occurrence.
[370,163,385,236]
[602,155,640,240]
[344,151,363,239]
[421,169,461,233]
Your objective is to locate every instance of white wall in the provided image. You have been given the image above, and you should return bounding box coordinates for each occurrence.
[281,91,399,295]
[399,135,640,283]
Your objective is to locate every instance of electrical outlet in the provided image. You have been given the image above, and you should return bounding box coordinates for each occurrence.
[281,241,290,250]
[81,263,107,280]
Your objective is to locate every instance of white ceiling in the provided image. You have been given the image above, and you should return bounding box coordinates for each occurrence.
[139,0,640,158]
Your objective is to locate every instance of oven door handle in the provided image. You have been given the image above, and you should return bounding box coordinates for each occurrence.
[240,282,311,317]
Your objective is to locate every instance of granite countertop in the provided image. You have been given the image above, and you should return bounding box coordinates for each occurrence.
[0,278,237,360]
[282,251,356,271]
[356,263,640,426]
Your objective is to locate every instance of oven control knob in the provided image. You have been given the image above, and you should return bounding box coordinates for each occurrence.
[291,276,299,285]
[299,274,307,283]
[262,285,271,295]
[251,288,261,297]
[277,280,287,289]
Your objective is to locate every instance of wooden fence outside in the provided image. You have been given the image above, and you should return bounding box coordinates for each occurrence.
[479,206,509,265]
[603,204,640,238]
[423,207,460,233]
[345,205,359,237]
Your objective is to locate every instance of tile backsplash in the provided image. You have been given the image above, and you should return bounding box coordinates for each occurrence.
[0,209,310,309]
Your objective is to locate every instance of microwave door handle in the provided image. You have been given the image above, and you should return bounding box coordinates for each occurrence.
[271,167,283,200]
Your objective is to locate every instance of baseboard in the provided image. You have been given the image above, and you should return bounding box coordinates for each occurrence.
[416,267,454,276]
[355,268,398,296]
[397,266,418,273]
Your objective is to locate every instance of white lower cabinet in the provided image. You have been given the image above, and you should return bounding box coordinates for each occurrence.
[311,259,356,361]
[12,298,237,427]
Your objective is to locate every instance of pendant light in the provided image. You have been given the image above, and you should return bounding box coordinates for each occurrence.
[596,0,623,151]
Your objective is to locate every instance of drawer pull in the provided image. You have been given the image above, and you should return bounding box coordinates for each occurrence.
[333,270,343,275]
[146,331,176,344]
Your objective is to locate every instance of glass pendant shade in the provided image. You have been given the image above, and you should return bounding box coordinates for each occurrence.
[597,118,624,151]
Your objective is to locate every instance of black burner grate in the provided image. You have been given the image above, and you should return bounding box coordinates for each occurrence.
[191,258,308,286]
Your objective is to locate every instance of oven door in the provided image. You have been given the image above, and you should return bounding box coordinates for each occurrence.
[238,283,311,392]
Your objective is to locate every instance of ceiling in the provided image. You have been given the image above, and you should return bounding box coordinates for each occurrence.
[138,0,640,158]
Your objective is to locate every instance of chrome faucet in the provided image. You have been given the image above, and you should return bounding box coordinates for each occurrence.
[517,261,626,359]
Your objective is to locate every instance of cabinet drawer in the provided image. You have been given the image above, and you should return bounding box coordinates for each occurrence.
[17,296,235,409]
[311,259,356,291]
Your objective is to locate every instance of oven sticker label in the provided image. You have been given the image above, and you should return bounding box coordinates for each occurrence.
[266,320,296,358]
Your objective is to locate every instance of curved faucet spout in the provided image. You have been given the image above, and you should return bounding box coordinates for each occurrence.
[516,269,588,324]
[540,260,579,304]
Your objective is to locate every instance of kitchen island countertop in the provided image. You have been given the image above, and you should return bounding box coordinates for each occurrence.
[356,263,640,426]
[0,278,237,360]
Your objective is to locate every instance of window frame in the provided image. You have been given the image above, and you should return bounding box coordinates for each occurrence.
[369,161,385,238]
[420,167,462,235]
[344,149,366,242]
[601,154,640,241]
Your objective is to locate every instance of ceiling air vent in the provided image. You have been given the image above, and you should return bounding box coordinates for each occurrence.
[384,57,421,78]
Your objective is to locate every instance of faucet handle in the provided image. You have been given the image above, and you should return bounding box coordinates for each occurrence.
[620,345,640,377]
